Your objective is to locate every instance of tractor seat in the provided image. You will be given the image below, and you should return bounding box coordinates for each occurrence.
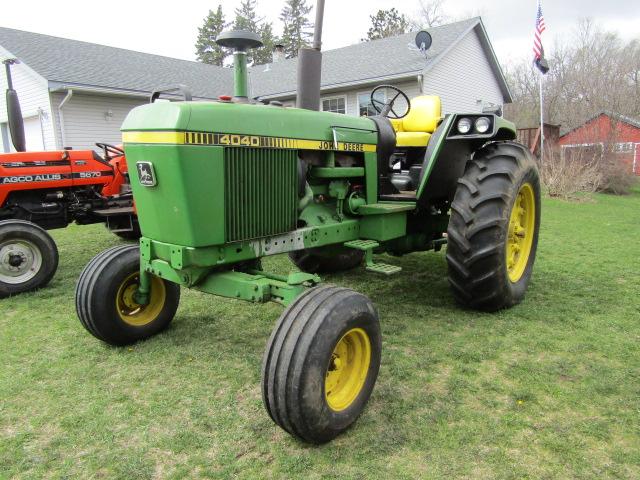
[391,96,442,148]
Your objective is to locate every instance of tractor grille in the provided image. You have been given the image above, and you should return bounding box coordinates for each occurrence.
[224,147,298,242]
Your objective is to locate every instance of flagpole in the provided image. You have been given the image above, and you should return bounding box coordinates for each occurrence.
[539,71,544,166]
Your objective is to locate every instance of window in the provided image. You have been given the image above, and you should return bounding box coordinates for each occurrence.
[613,142,634,153]
[358,90,385,117]
[322,96,346,114]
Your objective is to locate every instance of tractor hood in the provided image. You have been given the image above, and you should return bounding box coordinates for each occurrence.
[121,101,381,248]
[121,101,378,149]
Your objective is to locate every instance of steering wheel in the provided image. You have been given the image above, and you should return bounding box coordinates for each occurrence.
[370,85,411,119]
[95,142,125,159]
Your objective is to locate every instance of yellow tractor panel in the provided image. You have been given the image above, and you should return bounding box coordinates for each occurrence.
[392,96,442,147]
[396,132,432,147]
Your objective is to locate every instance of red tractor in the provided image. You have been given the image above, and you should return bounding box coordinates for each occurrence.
[1,59,137,298]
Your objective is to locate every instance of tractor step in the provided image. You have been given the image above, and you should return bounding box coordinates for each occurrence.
[365,262,402,275]
[344,239,380,251]
[357,202,416,215]
[344,239,401,276]
[92,206,135,217]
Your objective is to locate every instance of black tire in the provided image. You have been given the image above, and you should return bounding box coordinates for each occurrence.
[289,246,364,274]
[0,220,58,298]
[446,141,541,311]
[262,285,381,444]
[75,244,180,346]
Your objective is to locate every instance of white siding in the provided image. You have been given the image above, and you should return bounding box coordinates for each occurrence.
[0,45,56,150]
[424,28,504,114]
[50,92,146,150]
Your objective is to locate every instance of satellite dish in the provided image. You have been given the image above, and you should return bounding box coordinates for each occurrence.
[415,31,432,53]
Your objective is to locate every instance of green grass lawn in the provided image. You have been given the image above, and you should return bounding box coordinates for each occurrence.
[1,190,639,479]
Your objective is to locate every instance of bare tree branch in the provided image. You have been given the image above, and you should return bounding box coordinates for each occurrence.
[412,0,449,29]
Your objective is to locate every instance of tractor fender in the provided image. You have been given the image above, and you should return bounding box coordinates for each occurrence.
[416,115,518,207]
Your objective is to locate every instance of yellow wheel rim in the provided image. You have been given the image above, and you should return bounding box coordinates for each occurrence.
[506,183,536,283]
[116,273,166,327]
[325,328,371,412]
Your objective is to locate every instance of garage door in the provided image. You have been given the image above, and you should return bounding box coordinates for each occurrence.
[23,116,44,151]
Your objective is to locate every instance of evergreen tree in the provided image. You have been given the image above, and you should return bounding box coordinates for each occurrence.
[234,0,260,32]
[233,0,275,65]
[195,5,228,66]
[280,0,313,58]
[254,22,276,65]
[363,8,410,42]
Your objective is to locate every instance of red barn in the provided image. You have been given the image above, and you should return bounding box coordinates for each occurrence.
[559,111,640,175]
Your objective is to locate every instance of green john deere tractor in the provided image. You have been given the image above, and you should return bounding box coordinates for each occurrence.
[75,5,540,444]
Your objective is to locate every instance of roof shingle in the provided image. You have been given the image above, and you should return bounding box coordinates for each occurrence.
[0,27,233,98]
[0,18,482,100]
[250,18,478,98]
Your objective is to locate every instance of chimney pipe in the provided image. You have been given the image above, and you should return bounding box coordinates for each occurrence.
[296,0,325,111]
[273,44,285,63]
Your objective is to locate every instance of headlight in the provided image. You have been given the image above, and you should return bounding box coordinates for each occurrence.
[475,117,491,134]
[457,118,472,134]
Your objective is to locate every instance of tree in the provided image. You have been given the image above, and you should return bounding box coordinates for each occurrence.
[234,0,259,32]
[254,22,276,65]
[363,8,410,42]
[504,19,640,131]
[414,0,449,28]
[280,0,313,58]
[233,0,276,66]
[504,19,640,195]
[195,5,228,66]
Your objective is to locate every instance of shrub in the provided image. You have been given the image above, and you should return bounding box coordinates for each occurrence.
[540,146,637,198]
[597,154,638,195]
[539,148,601,199]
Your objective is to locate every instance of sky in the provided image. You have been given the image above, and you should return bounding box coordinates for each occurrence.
[1,0,639,66]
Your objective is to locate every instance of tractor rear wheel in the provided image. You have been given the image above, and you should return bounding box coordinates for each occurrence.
[0,220,58,298]
[262,285,381,444]
[289,246,364,274]
[75,244,180,345]
[446,142,541,311]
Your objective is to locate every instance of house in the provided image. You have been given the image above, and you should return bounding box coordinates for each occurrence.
[251,17,511,115]
[559,111,640,175]
[0,17,511,153]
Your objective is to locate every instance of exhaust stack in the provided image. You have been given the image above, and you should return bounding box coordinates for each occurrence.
[3,59,26,152]
[296,0,325,111]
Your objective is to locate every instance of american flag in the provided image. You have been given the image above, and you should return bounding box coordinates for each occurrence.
[533,0,546,60]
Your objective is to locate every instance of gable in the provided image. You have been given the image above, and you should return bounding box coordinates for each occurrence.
[423,27,506,113]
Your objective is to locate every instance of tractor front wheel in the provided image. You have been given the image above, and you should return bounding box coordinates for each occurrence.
[261,285,381,443]
[0,220,58,298]
[75,244,180,345]
[446,142,541,311]
[289,246,364,274]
